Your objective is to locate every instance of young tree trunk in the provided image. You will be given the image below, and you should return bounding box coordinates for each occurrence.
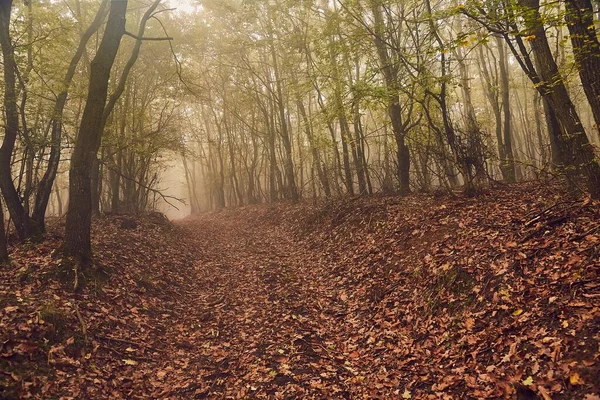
[496,37,517,182]
[0,0,38,240]
[270,36,299,202]
[55,185,63,217]
[390,104,411,194]
[477,43,506,179]
[224,117,244,206]
[64,0,128,264]
[182,152,199,214]
[247,131,260,204]
[267,109,279,202]
[0,197,8,262]
[370,1,410,194]
[297,99,331,197]
[352,101,372,195]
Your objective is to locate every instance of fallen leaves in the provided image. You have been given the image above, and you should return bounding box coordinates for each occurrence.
[1,182,599,399]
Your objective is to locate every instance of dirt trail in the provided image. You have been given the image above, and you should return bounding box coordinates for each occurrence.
[155,213,356,399]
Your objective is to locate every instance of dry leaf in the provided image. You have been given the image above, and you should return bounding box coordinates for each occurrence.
[569,372,582,385]
[465,317,475,330]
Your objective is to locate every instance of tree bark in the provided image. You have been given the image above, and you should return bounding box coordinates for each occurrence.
[64,0,128,264]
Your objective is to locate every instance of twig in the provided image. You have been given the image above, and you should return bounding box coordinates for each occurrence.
[206,296,226,307]
[97,159,185,210]
[73,263,80,292]
[520,216,568,243]
[97,346,154,362]
[72,301,88,344]
[123,31,173,41]
[523,200,580,223]
[572,224,600,242]
[96,334,150,349]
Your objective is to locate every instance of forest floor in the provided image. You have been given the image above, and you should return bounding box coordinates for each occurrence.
[1,182,599,399]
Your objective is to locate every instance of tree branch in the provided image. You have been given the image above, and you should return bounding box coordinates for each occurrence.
[123,31,173,41]
[98,159,185,211]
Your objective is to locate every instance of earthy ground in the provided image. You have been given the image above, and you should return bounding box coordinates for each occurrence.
[1,182,599,399]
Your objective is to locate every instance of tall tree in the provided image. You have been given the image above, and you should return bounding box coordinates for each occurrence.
[32,0,110,232]
[564,0,600,137]
[0,0,38,240]
[462,0,600,196]
[369,0,411,194]
[496,36,517,182]
[64,0,129,265]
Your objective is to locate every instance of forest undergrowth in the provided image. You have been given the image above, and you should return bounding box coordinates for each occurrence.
[0,182,599,399]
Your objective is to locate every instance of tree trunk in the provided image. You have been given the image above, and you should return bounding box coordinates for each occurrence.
[182,152,198,214]
[270,34,299,202]
[370,1,410,194]
[518,0,600,196]
[64,0,128,264]
[32,0,109,232]
[0,0,38,240]
[297,99,331,197]
[0,197,8,262]
[390,103,411,194]
[353,100,372,195]
[565,0,600,138]
[496,36,517,182]
[225,118,244,206]
[533,91,548,165]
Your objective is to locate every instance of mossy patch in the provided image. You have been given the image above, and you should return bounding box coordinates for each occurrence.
[426,265,476,314]
[38,302,70,344]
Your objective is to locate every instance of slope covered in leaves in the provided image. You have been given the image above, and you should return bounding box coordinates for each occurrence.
[1,182,599,399]
[285,183,600,399]
[0,215,202,398]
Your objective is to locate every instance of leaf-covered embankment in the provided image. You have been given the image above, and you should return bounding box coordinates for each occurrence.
[1,214,202,398]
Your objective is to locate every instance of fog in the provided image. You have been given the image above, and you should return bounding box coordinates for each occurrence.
[156,159,191,220]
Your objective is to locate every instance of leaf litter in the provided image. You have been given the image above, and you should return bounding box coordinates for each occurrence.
[0,182,599,399]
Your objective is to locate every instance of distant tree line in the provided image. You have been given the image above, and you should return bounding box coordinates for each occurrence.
[181,0,600,211]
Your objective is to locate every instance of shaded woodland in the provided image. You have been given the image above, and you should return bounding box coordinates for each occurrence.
[1,1,600,399]
[1,0,600,261]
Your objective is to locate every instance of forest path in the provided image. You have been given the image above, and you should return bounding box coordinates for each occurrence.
[157,212,356,399]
